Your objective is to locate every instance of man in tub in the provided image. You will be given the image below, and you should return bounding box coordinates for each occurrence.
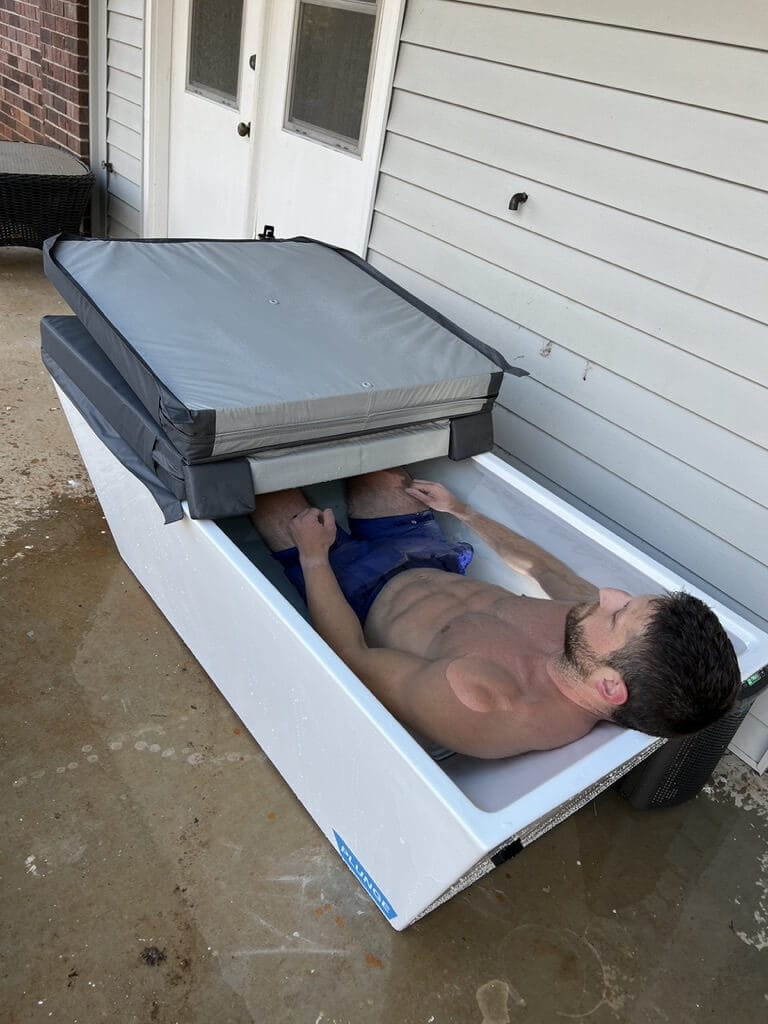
[253,469,740,758]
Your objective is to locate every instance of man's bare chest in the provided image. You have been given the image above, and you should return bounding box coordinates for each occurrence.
[428,608,559,660]
[367,570,569,663]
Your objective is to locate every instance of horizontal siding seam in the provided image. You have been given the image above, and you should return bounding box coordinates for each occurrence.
[106,132,142,156]
[106,108,142,133]
[367,242,545,355]
[382,128,768,267]
[108,191,141,207]
[366,237,768,446]
[368,241,768,464]
[107,44,143,60]
[105,141,142,162]
[107,87,142,105]
[107,40,143,52]
[103,146,143,169]
[495,403,768,565]
[372,247,768,507]
[447,2,768,54]
[375,185,768,353]
[391,85,768,196]
[398,41,768,125]
[107,72,142,85]
[504,377,768,513]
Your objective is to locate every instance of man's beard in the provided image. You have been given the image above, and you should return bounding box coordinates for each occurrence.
[561,601,599,680]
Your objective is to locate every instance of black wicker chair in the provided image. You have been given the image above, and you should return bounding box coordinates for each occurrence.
[0,142,94,249]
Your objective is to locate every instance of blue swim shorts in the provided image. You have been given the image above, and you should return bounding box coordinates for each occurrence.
[272,509,474,625]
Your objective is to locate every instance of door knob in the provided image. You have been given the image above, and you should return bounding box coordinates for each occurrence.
[237,121,251,137]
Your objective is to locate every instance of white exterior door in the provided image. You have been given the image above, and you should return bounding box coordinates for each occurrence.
[249,0,405,254]
[162,0,403,248]
[167,0,264,237]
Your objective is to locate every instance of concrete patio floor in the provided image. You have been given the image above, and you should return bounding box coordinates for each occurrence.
[1,246,767,1024]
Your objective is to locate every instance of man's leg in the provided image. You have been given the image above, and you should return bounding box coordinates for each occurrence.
[251,487,380,624]
[250,488,310,551]
[346,468,428,520]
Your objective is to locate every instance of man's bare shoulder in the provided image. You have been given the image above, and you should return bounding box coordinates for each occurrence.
[442,654,599,757]
[485,696,599,758]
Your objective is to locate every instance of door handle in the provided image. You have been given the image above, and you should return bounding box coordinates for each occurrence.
[237,122,251,138]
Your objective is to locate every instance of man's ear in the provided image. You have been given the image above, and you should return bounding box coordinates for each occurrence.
[593,667,628,708]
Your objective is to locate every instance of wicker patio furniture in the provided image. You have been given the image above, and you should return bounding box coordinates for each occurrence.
[0,142,94,248]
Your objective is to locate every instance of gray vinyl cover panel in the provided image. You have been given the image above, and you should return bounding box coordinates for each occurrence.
[43,237,504,462]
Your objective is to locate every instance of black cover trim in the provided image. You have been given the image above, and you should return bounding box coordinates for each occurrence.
[183,460,255,519]
[43,347,185,525]
[41,315,186,494]
[42,315,257,521]
[449,410,495,460]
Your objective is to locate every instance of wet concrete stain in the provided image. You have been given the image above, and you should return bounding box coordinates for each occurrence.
[140,946,167,967]
[476,979,513,1023]
[704,755,768,951]
[0,250,94,539]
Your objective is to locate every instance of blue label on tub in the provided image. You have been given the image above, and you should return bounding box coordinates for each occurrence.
[333,830,397,921]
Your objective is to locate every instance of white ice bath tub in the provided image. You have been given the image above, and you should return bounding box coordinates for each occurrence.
[55,387,768,930]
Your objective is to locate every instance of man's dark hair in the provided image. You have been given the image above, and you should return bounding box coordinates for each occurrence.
[607,591,741,737]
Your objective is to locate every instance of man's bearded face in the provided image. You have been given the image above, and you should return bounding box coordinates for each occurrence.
[563,601,600,679]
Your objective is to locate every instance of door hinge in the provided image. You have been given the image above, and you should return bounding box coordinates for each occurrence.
[258,225,275,240]
[101,160,114,173]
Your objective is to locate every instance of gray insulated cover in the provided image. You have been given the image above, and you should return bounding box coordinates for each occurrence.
[40,315,256,521]
[43,237,505,463]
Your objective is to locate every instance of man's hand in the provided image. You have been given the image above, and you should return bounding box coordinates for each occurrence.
[409,477,597,601]
[289,507,337,564]
[405,479,468,518]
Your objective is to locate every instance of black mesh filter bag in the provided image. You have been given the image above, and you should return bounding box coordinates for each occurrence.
[619,669,768,809]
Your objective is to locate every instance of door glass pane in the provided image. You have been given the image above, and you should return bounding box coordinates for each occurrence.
[287,1,377,151]
[188,0,245,105]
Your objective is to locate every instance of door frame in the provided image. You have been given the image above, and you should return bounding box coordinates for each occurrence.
[143,0,174,236]
[144,0,406,249]
[88,0,108,235]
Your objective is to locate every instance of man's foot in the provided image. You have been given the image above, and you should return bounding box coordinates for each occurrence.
[251,489,311,551]
[346,468,428,520]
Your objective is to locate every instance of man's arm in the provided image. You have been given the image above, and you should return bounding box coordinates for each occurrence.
[287,508,540,757]
[406,479,598,602]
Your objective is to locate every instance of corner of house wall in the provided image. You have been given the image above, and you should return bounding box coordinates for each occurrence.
[0,0,90,161]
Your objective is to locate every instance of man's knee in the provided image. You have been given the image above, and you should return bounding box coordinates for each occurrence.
[348,467,415,496]
[251,488,310,551]
[346,467,425,519]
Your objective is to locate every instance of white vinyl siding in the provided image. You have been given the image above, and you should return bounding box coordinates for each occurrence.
[368,0,768,622]
[105,1,144,238]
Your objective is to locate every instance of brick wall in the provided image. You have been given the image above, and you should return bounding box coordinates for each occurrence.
[0,0,90,161]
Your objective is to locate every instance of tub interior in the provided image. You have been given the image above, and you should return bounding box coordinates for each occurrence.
[216,454,739,813]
